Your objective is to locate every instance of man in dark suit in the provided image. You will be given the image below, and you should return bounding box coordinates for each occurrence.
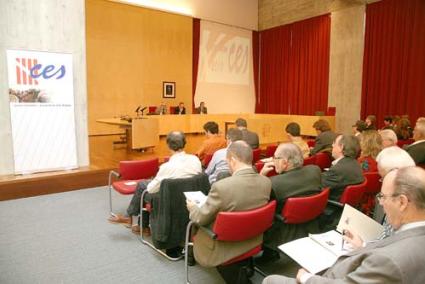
[263,166,425,284]
[187,141,271,283]
[175,102,186,115]
[322,134,364,201]
[405,119,425,165]
[235,118,259,149]
[310,119,337,155]
[259,143,322,261]
[194,101,207,114]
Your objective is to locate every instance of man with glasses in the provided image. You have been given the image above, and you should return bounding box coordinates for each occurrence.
[258,143,322,263]
[263,166,425,284]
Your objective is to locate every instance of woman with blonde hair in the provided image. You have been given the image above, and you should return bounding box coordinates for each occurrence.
[358,130,382,172]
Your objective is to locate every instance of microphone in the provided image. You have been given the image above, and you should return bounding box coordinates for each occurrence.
[135,105,141,114]
[140,106,147,116]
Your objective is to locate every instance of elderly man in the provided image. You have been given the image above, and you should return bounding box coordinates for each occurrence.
[196,121,227,166]
[322,134,364,201]
[204,128,242,184]
[259,143,322,262]
[405,119,425,164]
[379,129,398,148]
[263,166,425,284]
[187,141,271,284]
[235,118,260,149]
[108,131,202,235]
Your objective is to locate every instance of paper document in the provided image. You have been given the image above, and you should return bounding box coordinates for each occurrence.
[184,191,208,207]
[279,205,384,274]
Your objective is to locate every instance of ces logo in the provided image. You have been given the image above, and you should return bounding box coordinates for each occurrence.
[16,58,66,85]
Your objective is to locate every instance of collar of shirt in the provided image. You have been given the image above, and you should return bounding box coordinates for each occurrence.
[169,151,186,161]
[409,139,425,147]
[397,220,425,233]
[232,165,253,175]
[331,156,343,166]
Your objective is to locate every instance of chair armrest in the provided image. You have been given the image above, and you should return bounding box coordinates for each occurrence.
[327,199,343,208]
[274,213,284,223]
[199,226,217,240]
[108,170,120,187]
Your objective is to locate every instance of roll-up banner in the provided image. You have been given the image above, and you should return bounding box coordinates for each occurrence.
[6,50,77,174]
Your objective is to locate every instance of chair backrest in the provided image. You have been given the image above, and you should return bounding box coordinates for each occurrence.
[363,172,381,194]
[119,158,159,180]
[212,200,276,242]
[255,161,277,177]
[265,144,278,158]
[148,106,157,113]
[252,148,262,164]
[307,140,316,148]
[282,188,329,224]
[340,179,367,207]
[203,153,213,167]
[303,155,316,166]
[397,139,414,148]
[314,152,332,171]
[169,106,175,114]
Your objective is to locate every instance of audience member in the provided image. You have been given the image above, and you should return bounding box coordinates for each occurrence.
[194,101,207,114]
[205,128,242,184]
[108,131,201,236]
[263,166,425,284]
[379,129,398,148]
[235,118,259,149]
[196,121,226,166]
[382,115,394,130]
[156,102,167,115]
[285,122,310,158]
[352,120,367,137]
[405,119,425,164]
[187,141,271,284]
[259,143,321,261]
[175,102,186,114]
[395,117,413,140]
[310,119,337,155]
[322,134,364,201]
[358,130,382,172]
[365,114,377,130]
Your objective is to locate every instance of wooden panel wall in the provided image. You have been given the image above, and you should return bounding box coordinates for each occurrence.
[86,0,192,135]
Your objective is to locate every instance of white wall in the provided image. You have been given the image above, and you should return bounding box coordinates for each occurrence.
[0,0,89,175]
[114,0,259,30]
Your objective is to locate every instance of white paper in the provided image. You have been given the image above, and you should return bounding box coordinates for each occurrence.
[337,204,384,242]
[309,231,350,258]
[124,181,137,186]
[184,191,208,207]
[279,237,339,274]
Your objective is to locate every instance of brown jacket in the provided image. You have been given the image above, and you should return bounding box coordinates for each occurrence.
[189,167,271,267]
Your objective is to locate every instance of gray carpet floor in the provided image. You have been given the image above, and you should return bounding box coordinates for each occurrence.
[0,187,298,283]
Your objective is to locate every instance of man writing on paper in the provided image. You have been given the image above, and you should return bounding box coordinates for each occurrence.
[187,141,271,284]
[263,166,425,284]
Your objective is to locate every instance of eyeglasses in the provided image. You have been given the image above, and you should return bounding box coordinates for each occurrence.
[376,192,400,202]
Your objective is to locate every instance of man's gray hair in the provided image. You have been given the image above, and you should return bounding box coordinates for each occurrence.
[394,167,425,210]
[275,143,304,169]
[376,146,415,176]
[226,141,252,165]
[379,129,398,146]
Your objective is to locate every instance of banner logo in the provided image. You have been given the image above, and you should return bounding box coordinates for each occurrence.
[15,58,66,85]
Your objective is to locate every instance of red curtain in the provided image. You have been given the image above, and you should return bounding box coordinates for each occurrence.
[257,15,330,115]
[361,0,425,127]
[192,18,200,112]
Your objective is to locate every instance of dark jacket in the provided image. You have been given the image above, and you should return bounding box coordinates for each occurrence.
[149,173,210,249]
[322,157,364,201]
[311,130,337,155]
[405,141,425,165]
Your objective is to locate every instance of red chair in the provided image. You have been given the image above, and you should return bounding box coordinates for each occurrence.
[252,148,262,164]
[303,155,316,166]
[148,106,157,114]
[108,158,159,216]
[397,139,414,148]
[265,144,278,158]
[202,153,213,168]
[184,200,277,283]
[314,152,332,171]
[361,172,382,216]
[278,188,330,224]
[255,161,277,177]
[169,106,175,114]
[328,179,368,209]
